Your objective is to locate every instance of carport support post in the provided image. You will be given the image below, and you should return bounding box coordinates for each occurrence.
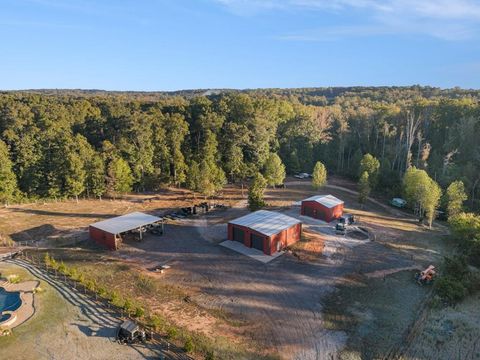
[139,227,143,241]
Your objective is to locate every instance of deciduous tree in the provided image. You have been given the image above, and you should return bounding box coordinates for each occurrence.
[312,161,327,190]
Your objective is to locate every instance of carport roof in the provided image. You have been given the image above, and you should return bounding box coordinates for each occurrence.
[229,210,301,237]
[89,211,162,234]
[302,194,344,208]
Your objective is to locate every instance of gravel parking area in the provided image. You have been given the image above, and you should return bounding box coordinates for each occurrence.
[116,201,417,359]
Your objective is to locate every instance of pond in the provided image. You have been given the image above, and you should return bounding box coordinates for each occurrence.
[0,287,21,313]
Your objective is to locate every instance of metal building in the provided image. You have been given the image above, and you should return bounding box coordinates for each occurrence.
[89,212,162,250]
[227,210,302,255]
[301,195,344,222]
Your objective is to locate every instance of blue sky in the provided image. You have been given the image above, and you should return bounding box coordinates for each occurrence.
[1,0,480,90]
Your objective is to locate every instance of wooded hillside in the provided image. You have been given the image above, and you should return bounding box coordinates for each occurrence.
[0,86,479,211]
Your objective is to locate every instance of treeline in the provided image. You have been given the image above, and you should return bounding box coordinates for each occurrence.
[0,87,479,211]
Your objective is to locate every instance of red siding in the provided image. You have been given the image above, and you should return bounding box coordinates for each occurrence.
[301,201,344,222]
[268,223,302,255]
[228,222,301,255]
[89,226,117,250]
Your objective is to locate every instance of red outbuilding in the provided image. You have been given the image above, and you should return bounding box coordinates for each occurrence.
[89,212,162,250]
[301,195,344,222]
[227,210,302,255]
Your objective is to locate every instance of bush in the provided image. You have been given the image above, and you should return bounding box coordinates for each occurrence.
[434,276,467,304]
[147,315,165,331]
[184,337,194,353]
[134,306,145,318]
[123,298,133,314]
[166,326,178,340]
[205,350,216,360]
[135,275,155,294]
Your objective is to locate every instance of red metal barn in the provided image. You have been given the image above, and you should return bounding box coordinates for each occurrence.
[227,210,302,255]
[89,212,162,250]
[301,195,344,222]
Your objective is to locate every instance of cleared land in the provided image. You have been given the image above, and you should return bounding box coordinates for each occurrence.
[0,177,476,359]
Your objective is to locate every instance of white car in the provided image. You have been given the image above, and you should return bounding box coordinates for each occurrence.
[294,173,310,179]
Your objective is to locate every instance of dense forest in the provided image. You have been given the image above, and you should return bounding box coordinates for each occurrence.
[0,86,479,213]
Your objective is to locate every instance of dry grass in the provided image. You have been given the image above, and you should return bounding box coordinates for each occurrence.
[289,229,326,262]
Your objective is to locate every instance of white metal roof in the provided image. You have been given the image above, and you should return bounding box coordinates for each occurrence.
[89,212,162,234]
[302,194,344,208]
[229,210,301,237]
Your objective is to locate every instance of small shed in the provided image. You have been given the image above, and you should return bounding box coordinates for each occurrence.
[227,210,302,255]
[89,212,162,250]
[301,195,344,222]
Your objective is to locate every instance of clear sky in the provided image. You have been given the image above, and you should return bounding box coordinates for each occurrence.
[1,0,480,90]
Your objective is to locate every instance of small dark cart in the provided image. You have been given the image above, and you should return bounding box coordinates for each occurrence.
[117,320,151,344]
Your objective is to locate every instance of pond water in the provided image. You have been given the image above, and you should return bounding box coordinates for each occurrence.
[0,287,21,313]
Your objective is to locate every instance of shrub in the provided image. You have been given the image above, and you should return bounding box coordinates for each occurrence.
[205,350,216,360]
[135,275,155,294]
[147,315,165,331]
[184,337,194,353]
[434,276,467,304]
[7,274,21,284]
[123,298,133,314]
[134,306,145,318]
[97,286,108,298]
[166,326,178,340]
[110,291,121,307]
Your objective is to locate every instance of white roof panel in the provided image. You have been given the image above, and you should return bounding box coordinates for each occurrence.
[229,210,301,237]
[302,194,344,208]
[90,212,162,234]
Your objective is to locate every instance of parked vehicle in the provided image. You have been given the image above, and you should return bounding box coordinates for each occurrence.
[338,214,355,225]
[117,320,151,344]
[390,198,407,208]
[335,223,346,235]
[149,223,163,235]
[294,173,310,179]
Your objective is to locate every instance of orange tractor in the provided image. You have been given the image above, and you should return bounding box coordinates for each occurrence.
[415,265,436,285]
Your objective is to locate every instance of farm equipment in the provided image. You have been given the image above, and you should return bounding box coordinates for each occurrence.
[415,265,436,285]
[117,320,151,344]
[335,223,346,235]
[339,214,355,225]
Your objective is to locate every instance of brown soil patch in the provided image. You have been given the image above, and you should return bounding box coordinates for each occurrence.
[290,229,326,262]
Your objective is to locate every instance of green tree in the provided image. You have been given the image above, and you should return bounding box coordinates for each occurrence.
[186,160,201,192]
[107,157,133,195]
[165,113,189,186]
[358,171,370,207]
[248,172,267,211]
[65,151,86,202]
[359,153,380,188]
[403,167,442,228]
[195,130,226,197]
[0,140,18,205]
[446,180,468,219]
[448,213,480,266]
[88,154,106,199]
[312,161,327,190]
[263,153,286,187]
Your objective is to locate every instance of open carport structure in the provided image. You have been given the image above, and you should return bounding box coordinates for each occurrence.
[227,210,302,255]
[89,212,163,250]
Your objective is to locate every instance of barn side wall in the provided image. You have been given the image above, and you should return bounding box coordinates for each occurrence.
[331,203,344,221]
[268,223,302,255]
[301,201,344,222]
[89,226,116,250]
[228,222,301,255]
[228,223,267,251]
